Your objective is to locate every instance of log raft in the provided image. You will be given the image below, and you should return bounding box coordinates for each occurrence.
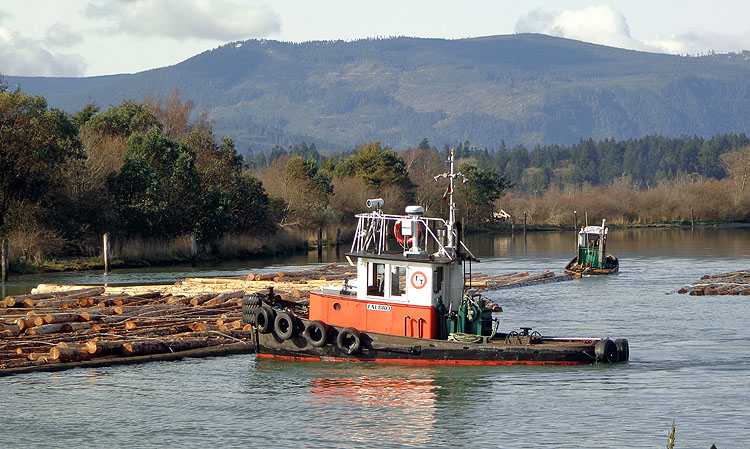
[677,270,750,295]
[1,285,257,375]
[2,263,572,375]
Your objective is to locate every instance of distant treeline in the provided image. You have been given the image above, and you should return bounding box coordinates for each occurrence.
[249,133,749,190]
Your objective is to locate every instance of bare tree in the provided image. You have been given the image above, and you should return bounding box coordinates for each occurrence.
[719,145,750,198]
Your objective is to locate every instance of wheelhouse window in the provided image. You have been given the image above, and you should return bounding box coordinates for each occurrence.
[433,267,444,294]
[391,265,406,297]
[367,263,386,297]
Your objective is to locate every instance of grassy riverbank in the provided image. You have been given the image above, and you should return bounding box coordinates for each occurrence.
[7,231,310,274]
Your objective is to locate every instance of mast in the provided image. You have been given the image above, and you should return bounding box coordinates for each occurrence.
[434,148,466,254]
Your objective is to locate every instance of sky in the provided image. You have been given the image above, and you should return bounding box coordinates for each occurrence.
[2,0,750,78]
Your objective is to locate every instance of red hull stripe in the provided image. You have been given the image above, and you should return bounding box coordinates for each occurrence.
[255,353,587,366]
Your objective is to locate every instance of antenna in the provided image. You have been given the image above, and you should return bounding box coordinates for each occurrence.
[433,148,467,250]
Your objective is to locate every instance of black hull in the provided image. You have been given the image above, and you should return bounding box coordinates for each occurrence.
[564,255,619,276]
[251,320,626,366]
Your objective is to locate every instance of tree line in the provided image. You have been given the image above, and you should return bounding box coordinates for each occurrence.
[0,86,509,262]
[2,83,749,263]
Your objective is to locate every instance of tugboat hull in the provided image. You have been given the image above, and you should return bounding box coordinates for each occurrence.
[564,255,620,276]
[250,317,627,366]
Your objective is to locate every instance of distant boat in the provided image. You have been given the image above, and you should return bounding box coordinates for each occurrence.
[565,220,619,276]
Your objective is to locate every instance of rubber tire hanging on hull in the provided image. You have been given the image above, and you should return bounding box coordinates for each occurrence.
[274,311,297,340]
[241,294,262,325]
[595,338,619,363]
[303,320,329,347]
[615,338,629,362]
[256,306,276,334]
[336,327,362,355]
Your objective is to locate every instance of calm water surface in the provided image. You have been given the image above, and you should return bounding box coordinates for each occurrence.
[2,227,750,448]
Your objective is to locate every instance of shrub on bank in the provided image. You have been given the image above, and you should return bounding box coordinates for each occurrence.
[498,178,748,227]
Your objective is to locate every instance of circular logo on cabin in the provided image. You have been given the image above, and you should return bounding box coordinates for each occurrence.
[411,271,427,289]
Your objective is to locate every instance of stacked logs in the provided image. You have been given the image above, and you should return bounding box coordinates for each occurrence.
[678,270,750,295]
[31,263,357,299]
[245,263,356,283]
[29,264,571,299]
[469,270,574,289]
[0,287,260,374]
[182,266,572,294]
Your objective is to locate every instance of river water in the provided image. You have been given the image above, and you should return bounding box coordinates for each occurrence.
[2,227,750,448]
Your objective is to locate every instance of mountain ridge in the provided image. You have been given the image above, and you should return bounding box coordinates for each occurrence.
[6,33,750,152]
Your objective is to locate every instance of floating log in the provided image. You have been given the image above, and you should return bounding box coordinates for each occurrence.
[189,293,219,306]
[61,322,95,332]
[49,344,92,362]
[121,337,211,357]
[678,270,750,296]
[43,312,85,324]
[25,322,68,336]
[0,321,23,337]
[85,339,125,356]
[211,290,245,305]
[3,296,35,308]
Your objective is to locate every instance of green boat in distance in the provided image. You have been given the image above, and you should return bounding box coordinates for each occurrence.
[565,220,619,276]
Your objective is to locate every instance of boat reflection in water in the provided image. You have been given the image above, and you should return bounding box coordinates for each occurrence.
[307,373,438,446]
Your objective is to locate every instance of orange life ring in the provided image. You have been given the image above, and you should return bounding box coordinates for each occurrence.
[394,219,422,246]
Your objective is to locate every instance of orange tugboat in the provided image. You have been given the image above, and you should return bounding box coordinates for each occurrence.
[242,150,628,365]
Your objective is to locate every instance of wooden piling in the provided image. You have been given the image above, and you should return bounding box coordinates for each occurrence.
[103,233,111,273]
[190,234,198,264]
[1,239,8,281]
[317,228,323,261]
[523,212,527,234]
[573,211,578,230]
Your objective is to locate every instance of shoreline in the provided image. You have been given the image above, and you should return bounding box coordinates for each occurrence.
[6,221,749,275]
[469,219,750,233]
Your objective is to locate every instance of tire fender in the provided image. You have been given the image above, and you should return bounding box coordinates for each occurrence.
[273,311,297,340]
[336,327,362,355]
[595,338,619,363]
[256,306,276,334]
[241,294,262,325]
[303,320,329,347]
[615,338,629,362]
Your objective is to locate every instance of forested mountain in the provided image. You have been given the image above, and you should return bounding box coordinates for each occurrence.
[6,34,750,153]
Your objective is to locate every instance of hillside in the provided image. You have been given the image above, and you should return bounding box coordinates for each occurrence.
[7,33,750,153]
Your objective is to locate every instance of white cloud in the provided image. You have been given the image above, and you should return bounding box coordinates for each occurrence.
[515,5,653,51]
[515,4,750,56]
[44,23,84,48]
[85,0,281,41]
[646,30,750,55]
[0,25,86,76]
